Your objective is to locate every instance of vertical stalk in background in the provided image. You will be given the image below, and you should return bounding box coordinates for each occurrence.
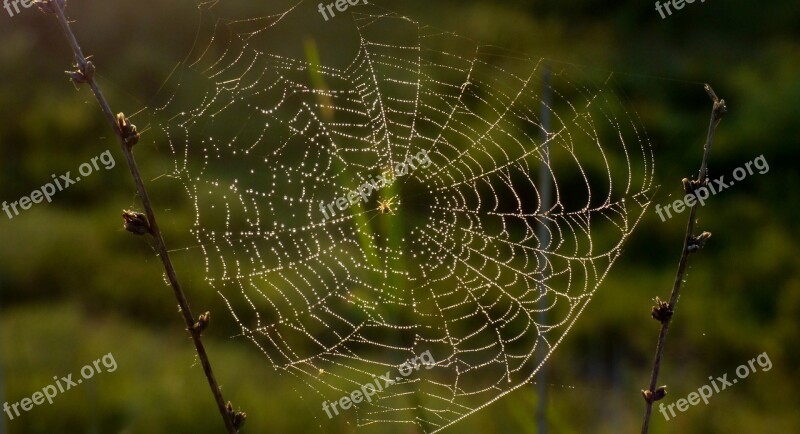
[640,84,726,434]
[304,39,380,268]
[304,38,424,431]
[41,1,244,432]
[535,64,553,434]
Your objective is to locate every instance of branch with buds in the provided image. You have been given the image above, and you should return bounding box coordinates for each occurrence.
[39,1,244,432]
[640,84,727,434]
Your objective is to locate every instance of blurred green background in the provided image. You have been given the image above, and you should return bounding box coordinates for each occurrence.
[0,0,798,433]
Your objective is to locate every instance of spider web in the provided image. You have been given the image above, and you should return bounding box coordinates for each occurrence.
[147,1,655,432]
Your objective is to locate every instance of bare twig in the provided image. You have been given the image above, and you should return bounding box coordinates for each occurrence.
[640,84,726,433]
[41,1,244,432]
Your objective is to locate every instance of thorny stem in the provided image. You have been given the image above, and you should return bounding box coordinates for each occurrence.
[640,84,726,434]
[46,2,242,433]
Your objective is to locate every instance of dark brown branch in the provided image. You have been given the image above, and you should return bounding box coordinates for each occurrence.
[640,84,726,434]
[43,1,243,432]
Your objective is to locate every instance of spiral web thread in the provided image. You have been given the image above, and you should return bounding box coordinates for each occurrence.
[148,2,656,432]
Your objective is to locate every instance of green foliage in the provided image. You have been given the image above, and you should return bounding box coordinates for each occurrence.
[0,0,797,432]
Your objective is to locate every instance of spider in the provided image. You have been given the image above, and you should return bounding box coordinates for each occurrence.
[377,196,400,214]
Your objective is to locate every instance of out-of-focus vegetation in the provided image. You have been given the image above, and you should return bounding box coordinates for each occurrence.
[0,0,798,433]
